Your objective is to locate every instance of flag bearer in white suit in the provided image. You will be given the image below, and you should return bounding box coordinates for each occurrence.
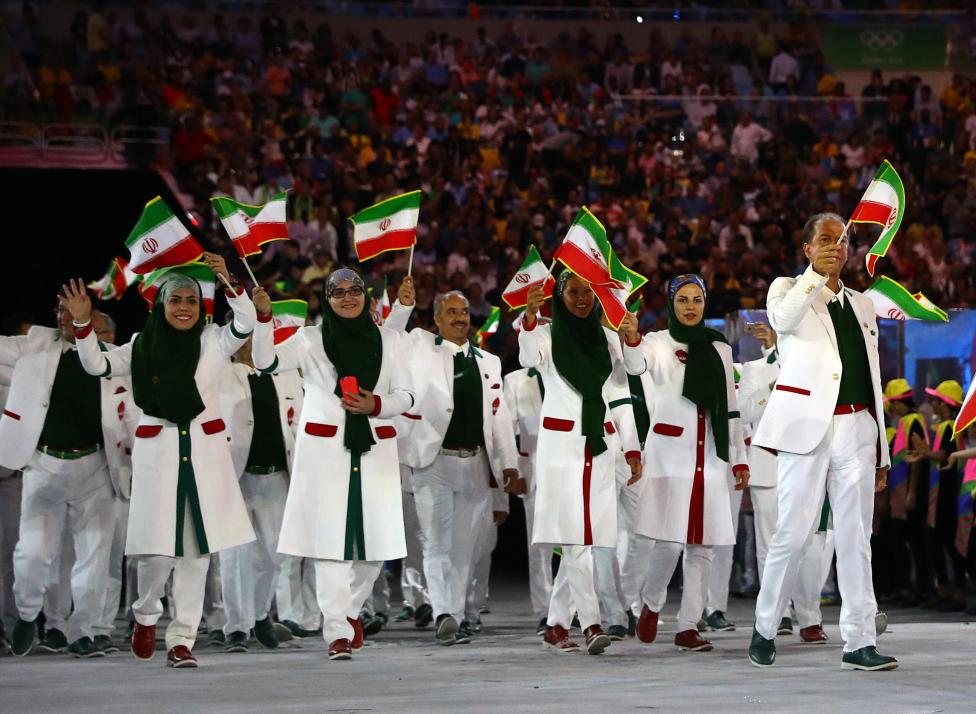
[63,253,263,669]
[748,213,897,672]
[503,364,553,636]
[621,274,750,653]
[385,280,523,646]
[521,273,642,656]
[218,334,303,653]
[252,269,416,661]
[2,303,134,659]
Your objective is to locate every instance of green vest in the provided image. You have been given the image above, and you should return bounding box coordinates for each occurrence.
[442,347,484,450]
[826,295,872,407]
[38,349,103,450]
[245,373,287,472]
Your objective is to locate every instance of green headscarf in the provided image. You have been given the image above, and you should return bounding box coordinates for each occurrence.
[667,274,731,462]
[551,271,613,456]
[131,275,207,425]
[321,269,383,456]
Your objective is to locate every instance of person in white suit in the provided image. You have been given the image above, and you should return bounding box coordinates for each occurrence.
[385,279,523,646]
[253,268,415,661]
[218,332,303,653]
[63,254,266,669]
[2,302,134,659]
[621,274,750,653]
[521,273,642,656]
[748,213,896,671]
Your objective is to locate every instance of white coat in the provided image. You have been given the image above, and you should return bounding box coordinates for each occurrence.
[624,331,747,546]
[752,266,889,468]
[503,367,544,494]
[220,361,304,477]
[252,320,414,561]
[0,327,137,497]
[738,348,780,489]
[75,292,257,557]
[519,320,640,548]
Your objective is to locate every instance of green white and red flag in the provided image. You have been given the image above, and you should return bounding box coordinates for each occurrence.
[592,267,648,330]
[374,278,392,323]
[211,192,289,258]
[139,263,216,318]
[271,299,308,344]
[125,197,204,274]
[955,379,976,438]
[89,256,141,300]
[849,160,905,276]
[478,306,501,348]
[349,190,421,261]
[865,276,947,322]
[502,245,555,309]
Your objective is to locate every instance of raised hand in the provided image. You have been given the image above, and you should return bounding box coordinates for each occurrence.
[397,276,415,306]
[59,278,92,324]
[812,243,843,277]
[619,312,639,344]
[252,286,272,316]
[524,284,546,324]
[202,252,232,284]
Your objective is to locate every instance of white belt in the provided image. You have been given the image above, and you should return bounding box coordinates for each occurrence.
[439,446,481,458]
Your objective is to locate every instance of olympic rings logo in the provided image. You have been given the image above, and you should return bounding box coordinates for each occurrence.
[859,30,903,51]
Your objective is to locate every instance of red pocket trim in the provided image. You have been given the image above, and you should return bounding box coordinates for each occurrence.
[135,425,162,438]
[375,425,397,439]
[775,384,811,396]
[403,413,422,421]
[491,383,501,389]
[604,421,616,434]
[305,422,338,437]
[2,409,20,421]
[652,423,684,437]
[542,417,574,432]
[201,418,226,435]
[114,386,127,394]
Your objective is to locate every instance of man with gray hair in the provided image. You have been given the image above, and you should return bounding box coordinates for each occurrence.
[385,278,523,645]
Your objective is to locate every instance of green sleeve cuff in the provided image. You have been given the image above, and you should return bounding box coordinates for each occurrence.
[609,398,632,409]
[258,355,279,374]
[229,321,252,340]
[728,411,740,419]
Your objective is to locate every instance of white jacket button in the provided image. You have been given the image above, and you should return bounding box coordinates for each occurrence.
[833,374,839,380]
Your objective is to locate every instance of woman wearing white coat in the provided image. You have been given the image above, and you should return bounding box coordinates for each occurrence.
[620,274,750,652]
[252,268,414,661]
[521,272,642,656]
[61,254,270,669]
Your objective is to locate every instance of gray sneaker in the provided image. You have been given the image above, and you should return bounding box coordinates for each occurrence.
[435,614,458,645]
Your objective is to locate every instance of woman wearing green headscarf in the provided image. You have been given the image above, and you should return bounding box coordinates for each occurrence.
[620,274,750,654]
[251,268,415,662]
[62,253,268,669]
[520,271,642,656]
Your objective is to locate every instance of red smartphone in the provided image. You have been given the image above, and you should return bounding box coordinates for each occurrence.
[339,376,360,399]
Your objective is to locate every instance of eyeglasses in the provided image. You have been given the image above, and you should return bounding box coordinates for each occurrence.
[329,287,365,299]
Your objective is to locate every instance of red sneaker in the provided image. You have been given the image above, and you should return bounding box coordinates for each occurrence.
[131,622,156,661]
[584,625,611,655]
[329,638,353,660]
[166,645,198,668]
[799,624,829,644]
[636,605,659,643]
[542,625,580,654]
[674,629,713,651]
[347,617,364,651]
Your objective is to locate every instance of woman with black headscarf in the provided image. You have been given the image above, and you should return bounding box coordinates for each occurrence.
[620,274,750,653]
[62,253,268,669]
[520,271,642,656]
[252,268,415,662]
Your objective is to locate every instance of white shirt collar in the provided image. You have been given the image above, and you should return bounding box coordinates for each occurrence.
[822,279,846,307]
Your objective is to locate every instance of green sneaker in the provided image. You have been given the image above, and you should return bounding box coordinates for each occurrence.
[841,646,898,671]
[395,605,415,622]
[704,610,736,632]
[777,617,793,635]
[748,628,776,668]
[38,627,68,653]
[11,618,37,657]
[253,617,279,649]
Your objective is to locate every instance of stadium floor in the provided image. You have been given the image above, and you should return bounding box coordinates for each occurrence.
[4,578,974,713]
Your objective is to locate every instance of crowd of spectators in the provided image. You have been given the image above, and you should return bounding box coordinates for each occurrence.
[4,4,976,366]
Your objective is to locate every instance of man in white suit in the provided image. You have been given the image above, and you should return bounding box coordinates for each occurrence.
[749,213,896,671]
[386,280,523,645]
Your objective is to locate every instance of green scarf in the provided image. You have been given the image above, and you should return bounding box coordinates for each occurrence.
[667,303,731,462]
[131,290,207,425]
[321,298,383,456]
[551,291,612,456]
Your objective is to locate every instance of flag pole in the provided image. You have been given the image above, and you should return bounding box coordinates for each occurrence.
[407,243,415,278]
[215,271,235,292]
[240,255,259,286]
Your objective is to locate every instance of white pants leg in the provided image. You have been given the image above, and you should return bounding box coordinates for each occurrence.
[133,554,210,651]
[755,411,878,651]
[546,555,573,629]
[0,472,22,634]
[43,527,73,636]
[399,479,429,610]
[751,486,777,580]
[314,559,383,643]
[93,497,128,637]
[550,545,600,630]
[618,482,654,616]
[365,566,391,616]
[219,545,253,634]
[707,485,743,615]
[522,491,552,620]
[639,538,680,614]
[680,545,715,633]
[793,530,828,628]
[465,510,495,622]
[593,546,626,627]
[276,557,320,629]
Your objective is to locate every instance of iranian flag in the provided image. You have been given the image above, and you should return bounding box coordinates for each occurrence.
[211,192,289,258]
[139,263,216,318]
[373,278,392,323]
[592,267,648,330]
[478,306,501,348]
[271,300,308,344]
[349,190,421,261]
[89,257,141,300]
[865,276,948,322]
[502,245,555,309]
[955,379,976,437]
[125,197,204,274]
[849,160,905,276]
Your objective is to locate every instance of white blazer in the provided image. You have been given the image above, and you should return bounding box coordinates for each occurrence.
[503,367,543,494]
[738,348,779,489]
[220,361,303,477]
[384,301,518,479]
[752,265,889,468]
[0,327,137,497]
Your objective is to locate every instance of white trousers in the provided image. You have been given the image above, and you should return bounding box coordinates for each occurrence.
[93,498,131,636]
[412,452,490,623]
[640,539,715,634]
[276,556,320,630]
[616,470,653,617]
[546,545,600,630]
[755,410,878,651]
[365,565,390,615]
[0,472,22,634]
[221,470,287,634]
[314,559,382,643]
[706,483,743,615]
[133,554,210,650]
[13,450,113,642]
[466,508,496,621]
[752,484,825,627]
[399,477,429,610]
[522,491,552,620]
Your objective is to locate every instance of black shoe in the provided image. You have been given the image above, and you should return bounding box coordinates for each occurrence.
[395,605,415,622]
[209,629,226,646]
[362,613,384,636]
[705,610,736,632]
[12,618,37,657]
[455,622,474,644]
[607,625,628,641]
[68,636,105,658]
[626,610,637,638]
[841,646,898,671]
[281,620,317,638]
[536,618,548,636]
[36,611,46,642]
[225,631,249,653]
[748,628,776,668]
[414,603,434,628]
[777,617,793,635]
[38,627,68,653]
[435,614,458,645]
[93,635,119,654]
[571,614,580,629]
[253,617,279,649]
